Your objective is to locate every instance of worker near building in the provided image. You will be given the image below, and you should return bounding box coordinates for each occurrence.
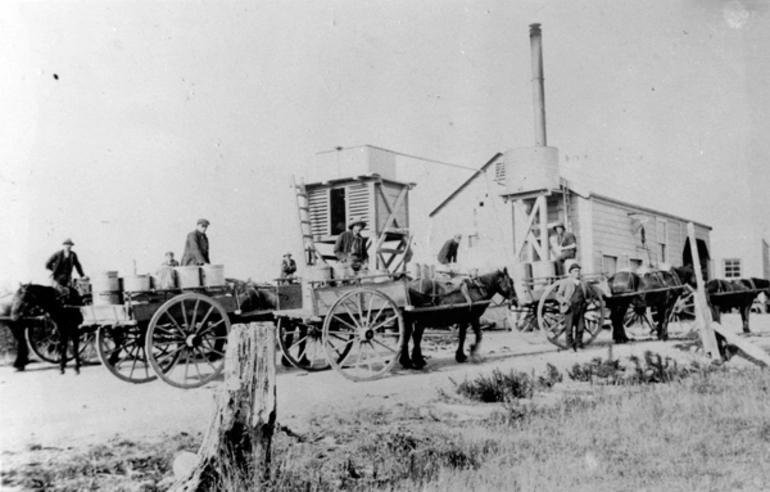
[280,252,297,283]
[437,234,462,265]
[552,222,577,273]
[334,217,369,272]
[162,251,179,267]
[45,238,87,289]
[181,219,210,266]
[554,260,588,351]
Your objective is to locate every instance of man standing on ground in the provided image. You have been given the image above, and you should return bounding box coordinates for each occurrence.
[182,219,210,266]
[554,260,588,351]
[46,238,87,289]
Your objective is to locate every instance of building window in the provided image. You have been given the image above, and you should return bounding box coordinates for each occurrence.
[657,219,668,264]
[468,234,480,248]
[724,259,742,278]
[602,255,618,275]
[494,161,506,184]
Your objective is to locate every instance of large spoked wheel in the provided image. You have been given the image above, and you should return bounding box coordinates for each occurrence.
[537,282,606,349]
[146,293,231,389]
[97,323,157,383]
[278,317,332,371]
[25,317,100,365]
[668,286,696,337]
[322,288,404,381]
[26,315,61,363]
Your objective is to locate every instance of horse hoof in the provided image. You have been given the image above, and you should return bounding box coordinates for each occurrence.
[455,353,468,363]
[280,356,293,368]
[14,367,25,373]
[412,357,427,370]
[399,358,414,370]
[743,329,751,334]
[75,368,80,375]
[60,369,65,375]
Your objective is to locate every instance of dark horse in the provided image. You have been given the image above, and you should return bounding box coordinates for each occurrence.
[1,295,30,371]
[706,278,770,333]
[608,266,696,343]
[11,284,84,374]
[400,268,515,369]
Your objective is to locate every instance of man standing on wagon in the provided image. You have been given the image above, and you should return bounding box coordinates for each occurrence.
[46,238,87,290]
[181,219,211,266]
[334,217,369,272]
[554,260,588,351]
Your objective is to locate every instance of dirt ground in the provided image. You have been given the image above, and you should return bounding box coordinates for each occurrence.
[1,313,769,471]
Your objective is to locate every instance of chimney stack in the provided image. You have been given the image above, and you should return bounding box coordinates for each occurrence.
[529,23,547,147]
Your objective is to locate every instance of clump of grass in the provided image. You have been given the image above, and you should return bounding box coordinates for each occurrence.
[568,350,725,385]
[453,365,563,403]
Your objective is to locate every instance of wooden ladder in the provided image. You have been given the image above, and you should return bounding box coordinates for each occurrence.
[292,175,328,266]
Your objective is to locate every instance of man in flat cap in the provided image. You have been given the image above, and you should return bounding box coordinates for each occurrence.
[181,219,211,266]
[279,252,297,284]
[334,217,369,272]
[46,238,87,290]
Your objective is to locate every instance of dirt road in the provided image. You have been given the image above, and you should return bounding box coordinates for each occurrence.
[1,314,767,457]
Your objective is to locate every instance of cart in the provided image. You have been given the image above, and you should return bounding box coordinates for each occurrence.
[276,271,505,381]
[83,280,299,389]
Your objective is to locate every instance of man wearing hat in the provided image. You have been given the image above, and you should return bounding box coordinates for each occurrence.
[280,252,297,283]
[181,219,211,266]
[46,238,87,289]
[554,260,589,351]
[334,217,369,272]
[552,221,577,274]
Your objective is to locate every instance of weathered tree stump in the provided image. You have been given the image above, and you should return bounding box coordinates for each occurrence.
[169,322,276,491]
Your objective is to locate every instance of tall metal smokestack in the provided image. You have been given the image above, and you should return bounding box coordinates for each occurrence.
[529,23,547,147]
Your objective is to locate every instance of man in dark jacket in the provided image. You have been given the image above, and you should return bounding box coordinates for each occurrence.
[181,219,210,266]
[280,253,297,283]
[437,234,462,265]
[334,217,369,271]
[46,238,86,288]
[554,260,588,351]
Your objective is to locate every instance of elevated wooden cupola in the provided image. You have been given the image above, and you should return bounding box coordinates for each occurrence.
[296,145,416,273]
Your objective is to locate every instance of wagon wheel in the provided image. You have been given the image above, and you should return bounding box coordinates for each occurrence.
[77,326,101,365]
[322,288,404,381]
[508,303,538,332]
[146,293,231,389]
[537,282,606,349]
[97,323,157,383]
[667,286,696,337]
[25,316,99,364]
[26,315,61,363]
[623,301,656,340]
[278,317,333,371]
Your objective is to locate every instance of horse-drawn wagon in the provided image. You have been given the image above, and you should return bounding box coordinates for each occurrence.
[275,268,514,382]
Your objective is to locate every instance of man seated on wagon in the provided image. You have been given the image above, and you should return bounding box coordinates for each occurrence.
[334,217,369,272]
[279,252,297,284]
[551,222,577,275]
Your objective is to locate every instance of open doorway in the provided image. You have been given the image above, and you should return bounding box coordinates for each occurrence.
[683,238,711,280]
[329,188,346,236]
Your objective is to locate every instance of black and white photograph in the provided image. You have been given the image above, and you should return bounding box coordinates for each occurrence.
[2,1,770,490]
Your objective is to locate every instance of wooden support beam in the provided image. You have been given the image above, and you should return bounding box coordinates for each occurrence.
[687,222,720,360]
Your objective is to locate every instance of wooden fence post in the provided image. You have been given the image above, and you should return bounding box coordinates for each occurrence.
[169,322,277,491]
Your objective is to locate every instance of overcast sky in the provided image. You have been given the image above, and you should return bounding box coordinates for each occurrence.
[1,0,768,289]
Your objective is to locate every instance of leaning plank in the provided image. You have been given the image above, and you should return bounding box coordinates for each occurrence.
[687,222,720,359]
[169,322,277,491]
[710,321,770,368]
